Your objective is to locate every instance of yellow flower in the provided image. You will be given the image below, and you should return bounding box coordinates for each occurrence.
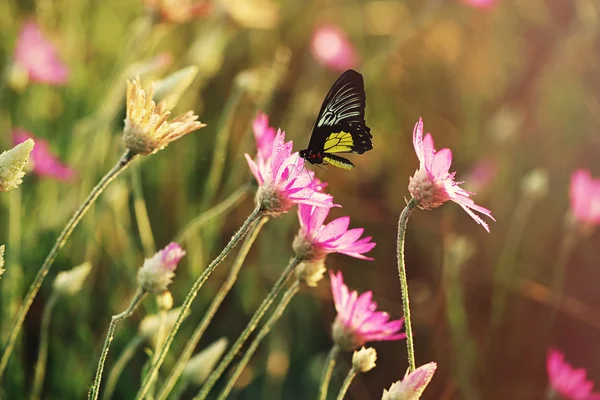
[123,78,206,155]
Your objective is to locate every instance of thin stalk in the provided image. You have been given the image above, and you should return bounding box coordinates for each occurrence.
[89,288,147,400]
[146,309,167,399]
[30,292,60,400]
[335,369,357,400]
[318,345,341,400]
[174,184,251,243]
[102,335,145,400]
[131,161,156,257]
[157,216,270,400]
[3,188,21,338]
[396,198,419,372]
[549,225,579,311]
[195,256,301,400]
[217,280,300,400]
[0,150,137,378]
[135,205,264,400]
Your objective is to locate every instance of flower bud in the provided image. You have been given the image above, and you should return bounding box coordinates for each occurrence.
[53,262,92,296]
[139,307,187,341]
[382,362,437,400]
[521,168,549,199]
[294,259,326,287]
[137,243,185,293]
[0,139,34,191]
[156,290,174,311]
[0,245,5,279]
[183,338,229,385]
[352,347,377,373]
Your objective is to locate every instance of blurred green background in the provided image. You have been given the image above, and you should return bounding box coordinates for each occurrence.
[1,0,600,398]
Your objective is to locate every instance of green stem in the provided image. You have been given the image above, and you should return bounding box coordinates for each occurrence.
[217,280,300,400]
[174,184,251,243]
[396,198,419,372]
[318,345,341,400]
[102,335,145,400]
[135,205,264,400]
[195,256,301,400]
[157,216,269,400]
[335,369,357,400]
[131,160,156,257]
[0,150,137,378]
[550,225,579,310]
[89,288,147,400]
[30,292,60,400]
[146,309,167,399]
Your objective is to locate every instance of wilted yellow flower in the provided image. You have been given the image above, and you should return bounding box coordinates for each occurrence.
[0,139,34,191]
[123,78,206,155]
[352,347,377,373]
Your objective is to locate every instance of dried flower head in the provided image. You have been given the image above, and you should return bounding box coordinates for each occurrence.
[137,243,186,293]
[330,271,405,351]
[124,77,206,155]
[382,362,437,400]
[13,130,74,181]
[0,139,34,191]
[0,245,5,279]
[183,338,229,385]
[294,259,326,287]
[547,348,600,399]
[53,262,92,296]
[352,347,377,373]
[408,118,495,232]
[139,307,188,341]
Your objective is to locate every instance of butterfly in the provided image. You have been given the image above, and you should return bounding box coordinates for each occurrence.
[299,69,373,170]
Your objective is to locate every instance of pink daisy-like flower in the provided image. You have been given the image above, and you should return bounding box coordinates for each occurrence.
[329,270,406,350]
[310,24,358,72]
[252,112,276,163]
[547,348,600,400]
[408,118,495,232]
[13,130,74,181]
[245,127,335,215]
[462,0,496,9]
[293,204,376,261]
[569,169,600,226]
[137,243,186,294]
[13,21,68,85]
[382,362,438,400]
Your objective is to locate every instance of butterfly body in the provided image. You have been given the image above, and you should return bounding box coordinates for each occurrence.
[299,70,372,170]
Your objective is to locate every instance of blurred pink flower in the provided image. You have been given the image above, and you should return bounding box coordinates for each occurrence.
[330,270,405,350]
[137,242,186,293]
[462,0,496,9]
[245,128,335,214]
[13,130,74,181]
[252,112,276,163]
[464,159,497,194]
[408,118,495,232]
[569,169,600,226]
[294,204,376,261]
[382,362,438,400]
[310,25,358,72]
[547,348,600,400]
[13,21,68,85]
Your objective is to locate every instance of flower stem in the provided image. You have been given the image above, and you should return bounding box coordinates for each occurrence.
[0,150,137,378]
[102,335,145,400]
[335,369,357,400]
[550,224,579,311]
[157,216,269,400]
[318,345,341,400]
[135,205,264,400]
[396,197,419,373]
[30,291,59,400]
[174,184,251,243]
[195,256,301,400]
[216,280,300,400]
[131,160,156,257]
[89,288,147,400]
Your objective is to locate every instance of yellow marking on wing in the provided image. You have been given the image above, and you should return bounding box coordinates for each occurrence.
[324,131,354,153]
[323,156,354,170]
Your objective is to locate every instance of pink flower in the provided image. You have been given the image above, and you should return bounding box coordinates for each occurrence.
[464,159,497,194]
[137,243,186,293]
[13,21,68,85]
[547,348,600,400]
[252,112,276,163]
[408,118,495,232]
[13,130,74,181]
[310,25,358,72]
[330,270,405,350]
[293,204,376,261]
[569,169,600,226]
[462,0,496,9]
[245,128,335,215]
[382,362,438,400]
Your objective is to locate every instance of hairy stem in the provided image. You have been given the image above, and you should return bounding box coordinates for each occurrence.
[318,345,341,400]
[335,369,357,400]
[30,292,59,400]
[102,335,145,400]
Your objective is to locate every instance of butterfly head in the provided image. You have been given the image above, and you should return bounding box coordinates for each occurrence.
[299,148,323,165]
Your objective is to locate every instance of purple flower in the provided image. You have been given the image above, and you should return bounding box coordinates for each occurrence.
[245,127,335,215]
[330,270,405,350]
[311,25,358,72]
[293,204,376,261]
[382,362,438,400]
[137,243,186,294]
[13,21,68,85]
[13,130,74,181]
[547,348,600,400]
[408,118,495,232]
[569,169,600,226]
